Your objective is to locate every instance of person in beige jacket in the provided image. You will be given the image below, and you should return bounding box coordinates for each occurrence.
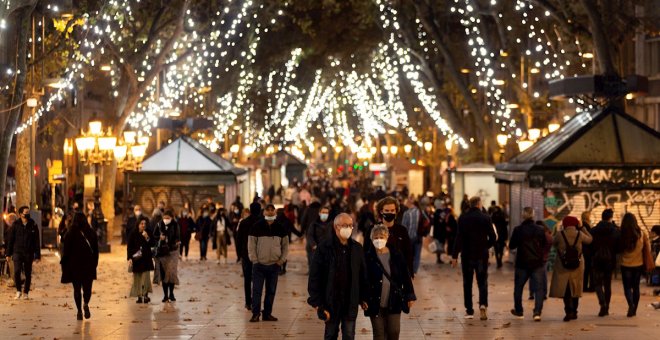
[548,216,592,322]
[618,213,652,317]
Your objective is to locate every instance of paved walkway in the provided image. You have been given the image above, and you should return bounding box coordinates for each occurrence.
[1,241,659,339]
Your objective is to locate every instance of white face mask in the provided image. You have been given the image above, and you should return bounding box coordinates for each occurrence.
[163,218,172,225]
[265,215,276,222]
[339,227,352,239]
[319,213,329,222]
[372,239,387,250]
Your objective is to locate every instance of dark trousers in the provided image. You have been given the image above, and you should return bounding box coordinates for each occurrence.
[13,255,33,293]
[621,265,643,310]
[370,309,401,340]
[412,239,422,274]
[179,235,190,257]
[583,254,593,290]
[324,316,356,340]
[461,258,488,313]
[563,283,580,315]
[252,263,279,316]
[241,257,253,306]
[529,262,548,298]
[494,241,506,267]
[200,238,209,259]
[72,279,93,311]
[592,268,613,308]
[514,266,545,315]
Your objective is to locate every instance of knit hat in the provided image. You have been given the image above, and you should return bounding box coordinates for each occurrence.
[562,216,579,228]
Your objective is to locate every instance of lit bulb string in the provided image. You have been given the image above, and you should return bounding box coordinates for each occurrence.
[376,0,467,148]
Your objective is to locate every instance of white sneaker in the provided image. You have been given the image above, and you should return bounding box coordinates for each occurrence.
[22,293,29,300]
[464,313,474,319]
[14,292,21,300]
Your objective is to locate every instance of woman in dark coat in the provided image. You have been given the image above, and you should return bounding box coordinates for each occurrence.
[364,225,416,340]
[154,210,181,303]
[128,219,155,303]
[195,206,213,261]
[61,212,99,320]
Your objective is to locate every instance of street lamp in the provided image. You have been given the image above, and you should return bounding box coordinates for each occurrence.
[518,140,534,152]
[390,145,398,156]
[548,123,560,133]
[114,131,149,171]
[404,144,412,154]
[75,120,118,252]
[497,134,508,162]
[423,142,433,152]
[528,128,541,141]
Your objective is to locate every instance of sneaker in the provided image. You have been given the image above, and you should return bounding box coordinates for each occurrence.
[510,309,524,319]
[262,315,278,322]
[22,293,29,300]
[479,305,488,320]
[533,314,541,322]
[13,292,21,300]
[249,314,260,322]
[464,313,474,319]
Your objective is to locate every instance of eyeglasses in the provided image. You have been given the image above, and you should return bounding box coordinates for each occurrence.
[336,224,353,229]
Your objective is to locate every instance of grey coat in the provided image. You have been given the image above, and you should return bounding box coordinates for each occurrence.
[549,227,592,298]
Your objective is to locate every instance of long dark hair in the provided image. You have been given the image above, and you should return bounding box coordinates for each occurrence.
[620,213,641,252]
[70,212,90,232]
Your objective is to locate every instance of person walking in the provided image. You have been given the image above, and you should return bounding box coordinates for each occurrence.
[308,213,368,340]
[451,197,496,320]
[154,210,180,303]
[367,197,413,278]
[490,202,509,268]
[196,206,213,261]
[401,199,423,275]
[248,204,289,322]
[236,202,262,311]
[509,208,548,321]
[125,205,149,246]
[6,206,41,300]
[548,216,592,322]
[432,200,446,264]
[528,220,553,301]
[306,206,331,270]
[213,207,230,264]
[128,219,155,304]
[364,225,416,340]
[178,208,195,259]
[581,211,594,292]
[618,213,652,317]
[589,209,620,317]
[60,212,99,320]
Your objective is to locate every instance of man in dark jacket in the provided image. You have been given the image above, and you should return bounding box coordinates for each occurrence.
[489,201,509,268]
[236,202,262,311]
[306,206,331,270]
[6,206,41,300]
[247,204,289,322]
[308,213,368,340]
[509,207,547,321]
[590,208,620,317]
[451,197,496,320]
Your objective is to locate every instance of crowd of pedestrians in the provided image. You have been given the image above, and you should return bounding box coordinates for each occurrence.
[5,173,659,339]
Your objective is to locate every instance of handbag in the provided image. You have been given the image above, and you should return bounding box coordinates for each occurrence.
[642,233,655,272]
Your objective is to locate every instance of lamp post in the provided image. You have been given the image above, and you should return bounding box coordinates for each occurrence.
[75,120,117,253]
[496,134,508,162]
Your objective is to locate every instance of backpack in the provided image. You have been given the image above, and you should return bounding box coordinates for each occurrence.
[417,211,432,237]
[559,230,581,270]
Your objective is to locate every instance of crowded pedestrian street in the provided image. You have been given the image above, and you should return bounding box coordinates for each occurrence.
[1,241,658,339]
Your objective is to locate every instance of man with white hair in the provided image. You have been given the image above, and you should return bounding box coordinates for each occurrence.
[308,213,368,340]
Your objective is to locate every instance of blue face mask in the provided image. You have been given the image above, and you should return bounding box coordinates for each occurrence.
[320,213,329,222]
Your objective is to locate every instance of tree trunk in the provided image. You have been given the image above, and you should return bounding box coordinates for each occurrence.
[580,0,618,76]
[0,3,36,242]
[15,111,32,208]
[100,159,117,236]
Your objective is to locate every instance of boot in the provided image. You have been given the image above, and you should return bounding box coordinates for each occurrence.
[598,305,608,317]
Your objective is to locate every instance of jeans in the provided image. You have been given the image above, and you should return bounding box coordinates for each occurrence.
[461,258,488,313]
[528,263,548,299]
[494,241,506,267]
[252,263,279,316]
[563,283,579,315]
[241,257,253,307]
[412,239,422,274]
[200,238,209,259]
[621,265,643,310]
[370,309,401,340]
[324,316,356,340]
[513,266,545,315]
[13,255,33,294]
[72,279,93,311]
[592,268,613,308]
